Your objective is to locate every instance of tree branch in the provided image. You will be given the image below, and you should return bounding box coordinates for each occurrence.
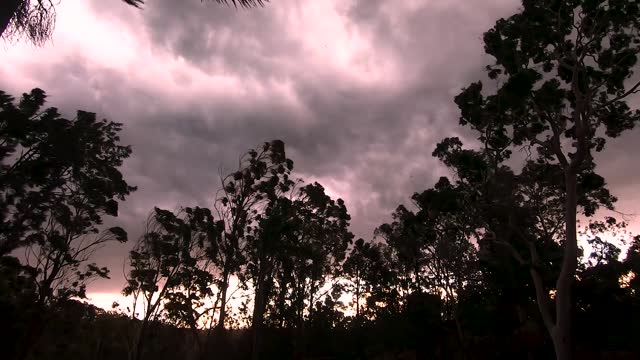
[529,263,555,333]
[597,79,640,109]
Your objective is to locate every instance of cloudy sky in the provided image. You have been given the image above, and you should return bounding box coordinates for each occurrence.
[1,0,639,307]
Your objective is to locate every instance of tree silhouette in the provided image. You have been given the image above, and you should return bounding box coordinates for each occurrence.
[124,206,225,360]
[253,181,353,359]
[376,205,425,296]
[376,177,481,356]
[210,140,293,331]
[0,88,135,256]
[2,135,640,360]
[343,239,397,321]
[453,1,640,358]
[245,194,294,360]
[356,243,399,320]
[342,238,368,320]
[0,87,134,360]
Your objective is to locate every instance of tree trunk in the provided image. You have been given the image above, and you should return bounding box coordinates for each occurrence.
[0,0,21,39]
[454,316,468,360]
[308,283,315,322]
[355,269,360,319]
[552,169,578,360]
[251,255,268,360]
[217,269,230,330]
[251,289,265,360]
[293,284,306,358]
[515,305,536,360]
[135,306,158,360]
[414,259,421,292]
[16,307,44,360]
[190,326,203,360]
[16,268,60,360]
[134,321,148,360]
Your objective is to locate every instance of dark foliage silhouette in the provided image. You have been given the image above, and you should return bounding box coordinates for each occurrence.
[453,1,640,358]
[0,88,135,360]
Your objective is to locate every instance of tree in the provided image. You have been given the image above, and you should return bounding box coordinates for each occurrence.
[283,182,352,334]
[0,255,38,360]
[245,193,294,360]
[123,207,214,360]
[342,238,368,320]
[24,226,128,304]
[252,181,353,359]
[159,207,218,358]
[625,234,640,294]
[453,1,640,357]
[1,0,268,46]
[574,218,639,353]
[375,205,425,297]
[210,140,293,331]
[1,88,135,256]
[343,239,398,321]
[377,177,481,358]
[343,239,399,323]
[434,135,620,356]
[411,178,480,317]
[0,87,134,360]
[376,178,480,314]
[121,141,294,360]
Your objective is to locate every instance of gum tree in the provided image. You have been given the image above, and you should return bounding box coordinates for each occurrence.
[454,1,640,358]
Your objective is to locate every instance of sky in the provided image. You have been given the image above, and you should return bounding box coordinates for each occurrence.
[1,0,639,310]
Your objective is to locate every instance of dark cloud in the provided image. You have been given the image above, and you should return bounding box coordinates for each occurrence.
[2,0,639,296]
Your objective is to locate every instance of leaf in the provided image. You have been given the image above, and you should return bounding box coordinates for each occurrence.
[109,226,128,243]
[105,199,119,216]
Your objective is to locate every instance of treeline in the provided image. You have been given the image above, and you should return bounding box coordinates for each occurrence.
[3,1,640,359]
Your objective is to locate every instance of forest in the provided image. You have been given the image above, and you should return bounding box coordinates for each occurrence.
[1,0,640,360]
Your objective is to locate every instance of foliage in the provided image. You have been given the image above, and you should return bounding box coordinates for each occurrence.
[452,1,640,357]
[123,207,215,360]
[261,182,353,329]
[210,139,294,330]
[0,87,134,360]
[0,87,134,304]
[1,88,135,256]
